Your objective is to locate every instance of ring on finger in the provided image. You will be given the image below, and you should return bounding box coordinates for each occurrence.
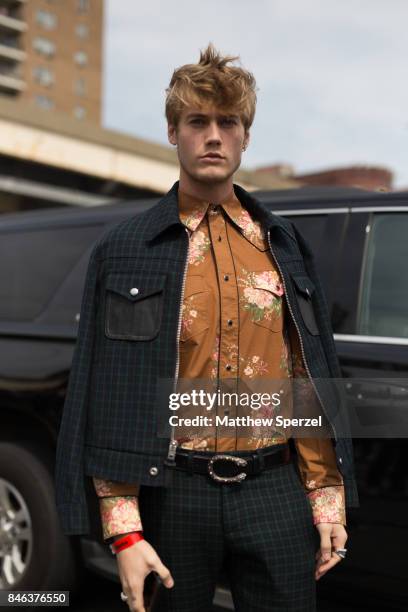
[333,548,347,559]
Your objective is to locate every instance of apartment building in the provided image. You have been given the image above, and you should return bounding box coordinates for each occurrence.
[0,0,103,123]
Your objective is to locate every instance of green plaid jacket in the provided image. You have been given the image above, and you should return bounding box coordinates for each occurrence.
[55,180,359,535]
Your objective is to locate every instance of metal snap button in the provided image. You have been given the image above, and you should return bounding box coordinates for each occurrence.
[130,287,139,296]
[338,457,343,464]
[149,466,159,476]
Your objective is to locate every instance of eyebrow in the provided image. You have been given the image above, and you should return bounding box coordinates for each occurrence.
[186,113,240,120]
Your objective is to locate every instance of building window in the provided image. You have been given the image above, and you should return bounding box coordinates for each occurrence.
[75,23,89,39]
[33,66,55,87]
[77,0,90,13]
[35,10,57,30]
[34,94,54,110]
[33,37,56,58]
[73,106,86,119]
[74,50,88,67]
[74,77,86,96]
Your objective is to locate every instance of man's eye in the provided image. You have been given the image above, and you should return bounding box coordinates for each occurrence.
[221,118,237,126]
[191,118,204,125]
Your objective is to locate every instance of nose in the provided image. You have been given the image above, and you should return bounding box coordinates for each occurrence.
[205,120,222,144]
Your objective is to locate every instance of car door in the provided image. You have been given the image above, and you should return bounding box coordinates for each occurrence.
[330,205,408,606]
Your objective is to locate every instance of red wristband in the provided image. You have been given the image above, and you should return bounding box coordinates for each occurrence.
[110,531,144,555]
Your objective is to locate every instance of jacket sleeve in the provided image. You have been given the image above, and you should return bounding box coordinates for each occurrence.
[290,221,360,509]
[54,242,102,535]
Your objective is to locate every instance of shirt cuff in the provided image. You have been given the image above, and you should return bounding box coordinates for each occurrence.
[92,477,140,498]
[307,485,346,525]
[98,496,143,541]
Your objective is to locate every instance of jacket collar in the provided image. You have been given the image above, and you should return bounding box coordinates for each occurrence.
[145,180,293,243]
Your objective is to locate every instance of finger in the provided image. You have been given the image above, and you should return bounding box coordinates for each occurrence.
[128,581,145,612]
[319,531,332,563]
[331,532,347,547]
[154,560,174,588]
[315,554,341,580]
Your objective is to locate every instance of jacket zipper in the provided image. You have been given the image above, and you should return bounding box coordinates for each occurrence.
[166,226,191,463]
[267,229,338,442]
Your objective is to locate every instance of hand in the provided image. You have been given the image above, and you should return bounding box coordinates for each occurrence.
[314,523,347,581]
[116,538,174,612]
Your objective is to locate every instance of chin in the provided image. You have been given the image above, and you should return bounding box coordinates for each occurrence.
[192,167,233,184]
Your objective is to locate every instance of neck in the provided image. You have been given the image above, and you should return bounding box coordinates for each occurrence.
[178,172,234,203]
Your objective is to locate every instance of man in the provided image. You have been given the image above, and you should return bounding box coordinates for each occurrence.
[55,43,359,612]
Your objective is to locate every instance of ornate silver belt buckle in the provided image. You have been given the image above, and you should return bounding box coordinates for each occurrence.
[207,454,248,483]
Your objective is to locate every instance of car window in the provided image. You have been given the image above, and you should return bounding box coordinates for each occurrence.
[358,213,408,338]
[0,224,103,321]
[288,215,327,257]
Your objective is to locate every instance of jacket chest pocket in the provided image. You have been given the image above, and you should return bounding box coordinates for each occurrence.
[290,273,319,335]
[104,272,167,341]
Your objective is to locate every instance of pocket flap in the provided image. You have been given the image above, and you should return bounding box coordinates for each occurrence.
[105,272,167,301]
[252,271,284,297]
[291,273,315,297]
[183,274,209,299]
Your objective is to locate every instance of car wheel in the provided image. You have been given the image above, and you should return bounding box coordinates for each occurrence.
[0,442,79,591]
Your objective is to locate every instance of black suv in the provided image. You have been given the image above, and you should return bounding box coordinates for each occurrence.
[0,186,407,609]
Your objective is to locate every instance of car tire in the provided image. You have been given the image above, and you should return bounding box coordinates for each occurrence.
[0,442,79,592]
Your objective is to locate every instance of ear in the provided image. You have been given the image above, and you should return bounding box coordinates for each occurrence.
[243,130,250,150]
[168,123,178,146]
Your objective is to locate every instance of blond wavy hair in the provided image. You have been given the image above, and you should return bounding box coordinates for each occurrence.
[165,42,257,131]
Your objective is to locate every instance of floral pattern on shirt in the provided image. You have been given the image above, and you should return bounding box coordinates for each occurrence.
[98,496,143,541]
[307,486,346,525]
[181,299,199,337]
[93,478,116,497]
[238,269,284,324]
[241,354,269,378]
[92,477,139,498]
[210,333,220,379]
[229,208,267,249]
[188,229,211,266]
[183,207,207,232]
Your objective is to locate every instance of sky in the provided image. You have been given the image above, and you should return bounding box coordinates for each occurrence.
[103,0,408,188]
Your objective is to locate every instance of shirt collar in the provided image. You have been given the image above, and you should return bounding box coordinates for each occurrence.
[178,187,268,250]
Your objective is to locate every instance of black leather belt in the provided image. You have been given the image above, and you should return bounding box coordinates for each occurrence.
[171,443,291,483]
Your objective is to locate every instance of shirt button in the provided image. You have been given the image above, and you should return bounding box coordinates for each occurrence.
[227,319,233,326]
[338,457,343,464]
[225,364,232,371]
[149,466,159,476]
[130,287,139,296]
[224,275,229,281]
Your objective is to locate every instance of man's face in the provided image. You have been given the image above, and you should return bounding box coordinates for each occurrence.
[168,104,250,186]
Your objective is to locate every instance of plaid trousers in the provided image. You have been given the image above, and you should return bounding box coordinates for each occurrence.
[138,447,320,612]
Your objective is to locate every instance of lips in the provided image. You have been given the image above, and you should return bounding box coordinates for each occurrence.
[200,153,224,160]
